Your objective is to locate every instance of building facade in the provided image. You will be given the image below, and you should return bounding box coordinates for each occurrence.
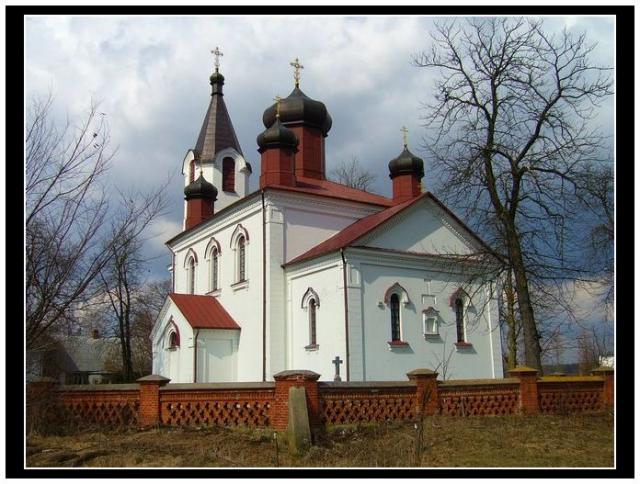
[151,59,504,383]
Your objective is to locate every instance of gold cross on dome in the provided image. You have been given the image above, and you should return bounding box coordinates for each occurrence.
[400,126,409,147]
[273,95,282,118]
[211,46,223,72]
[289,57,304,87]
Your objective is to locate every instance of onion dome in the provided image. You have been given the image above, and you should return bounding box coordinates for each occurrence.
[262,87,332,135]
[184,172,218,200]
[209,71,225,95]
[257,118,299,153]
[388,146,425,179]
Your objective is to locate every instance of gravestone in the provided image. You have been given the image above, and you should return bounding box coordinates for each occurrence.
[287,386,311,454]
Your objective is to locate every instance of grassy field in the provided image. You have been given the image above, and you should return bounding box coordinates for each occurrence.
[26,413,613,468]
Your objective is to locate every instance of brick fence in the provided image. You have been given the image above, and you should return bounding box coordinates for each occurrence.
[27,366,613,432]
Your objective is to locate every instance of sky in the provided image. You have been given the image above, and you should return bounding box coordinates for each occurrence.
[24,14,615,304]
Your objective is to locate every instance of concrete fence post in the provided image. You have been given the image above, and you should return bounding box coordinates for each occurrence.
[591,366,614,407]
[407,369,439,418]
[508,366,539,415]
[273,370,321,431]
[137,375,170,427]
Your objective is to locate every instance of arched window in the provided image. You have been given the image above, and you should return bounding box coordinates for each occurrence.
[187,257,195,294]
[169,331,179,349]
[189,159,196,182]
[390,293,401,342]
[309,299,317,346]
[222,157,235,192]
[211,248,219,291]
[455,298,465,343]
[237,235,246,282]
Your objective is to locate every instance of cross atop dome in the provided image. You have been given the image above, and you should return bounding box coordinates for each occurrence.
[211,46,223,72]
[289,57,304,87]
[400,126,409,147]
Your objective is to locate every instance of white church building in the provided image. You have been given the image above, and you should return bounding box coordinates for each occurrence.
[151,56,504,383]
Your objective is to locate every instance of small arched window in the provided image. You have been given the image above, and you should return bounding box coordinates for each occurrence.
[187,257,195,294]
[237,235,246,282]
[211,248,219,291]
[169,332,179,349]
[222,157,235,192]
[309,299,317,346]
[390,293,401,342]
[189,159,196,182]
[455,298,465,343]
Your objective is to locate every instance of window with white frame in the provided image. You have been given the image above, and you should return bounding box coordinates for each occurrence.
[211,247,219,291]
[187,256,195,294]
[237,235,246,282]
[301,287,320,349]
[423,307,439,336]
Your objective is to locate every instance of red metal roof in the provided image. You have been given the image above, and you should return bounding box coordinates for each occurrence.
[285,192,500,267]
[269,176,393,207]
[168,293,241,330]
[285,194,423,266]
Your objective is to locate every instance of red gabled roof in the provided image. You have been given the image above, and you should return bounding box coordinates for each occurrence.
[284,192,500,267]
[268,176,393,207]
[168,293,241,330]
[285,194,423,266]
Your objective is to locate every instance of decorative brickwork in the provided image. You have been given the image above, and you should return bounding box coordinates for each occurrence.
[160,388,274,427]
[439,381,520,416]
[319,383,416,425]
[538,378,604,414]
[57,387,140,426]
[27,367,613,435]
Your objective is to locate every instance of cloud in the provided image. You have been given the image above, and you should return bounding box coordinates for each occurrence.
[25,15,615,276]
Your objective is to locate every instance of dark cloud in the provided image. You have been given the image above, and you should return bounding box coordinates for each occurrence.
[25,15,615,280]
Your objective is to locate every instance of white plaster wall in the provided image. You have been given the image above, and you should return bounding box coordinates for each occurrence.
[170,200,264,382]
[363,201,474,255]
[286,257,346,381]
[356,258,501,381]
[152,304,196,383]
[196,329,240,382]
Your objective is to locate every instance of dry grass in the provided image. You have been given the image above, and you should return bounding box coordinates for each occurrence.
[26,413,613,468]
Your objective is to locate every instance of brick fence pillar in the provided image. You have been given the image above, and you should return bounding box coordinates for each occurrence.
[273,370,320,431]
[407,369,439,418]
[508,366,539,415]
[137,375,170,427]
[591,366,614,407]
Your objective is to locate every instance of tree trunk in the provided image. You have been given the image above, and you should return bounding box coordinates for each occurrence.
[504,222,542,372]
[503,270,519,370]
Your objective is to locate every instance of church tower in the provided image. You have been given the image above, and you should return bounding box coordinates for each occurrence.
[181,47,251,229]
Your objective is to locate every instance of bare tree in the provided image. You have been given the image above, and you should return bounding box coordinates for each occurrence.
[99,188,169,382]
[329,156,377,191]
[26,95,115,350]
[415,18,612,371]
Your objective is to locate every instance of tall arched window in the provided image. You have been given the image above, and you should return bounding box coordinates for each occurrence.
[455,298,465,343]
[222,157,235,192]
[309,299,317,346]
[237,235,246,282]
[211,248,219,291]
[189,159,196,182]
[390,293,401,342]
[187,257,195,294]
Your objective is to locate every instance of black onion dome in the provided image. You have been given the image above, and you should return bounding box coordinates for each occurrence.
[209,70,225,85]
[257,118,299,152]
[184,173,218,200]
[388,147,425,179]
[262,87,332,135]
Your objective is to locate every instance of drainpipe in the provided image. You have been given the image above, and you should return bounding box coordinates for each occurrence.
[193,329,200,383]
[261,190,267,382]
[341,249,351,381]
